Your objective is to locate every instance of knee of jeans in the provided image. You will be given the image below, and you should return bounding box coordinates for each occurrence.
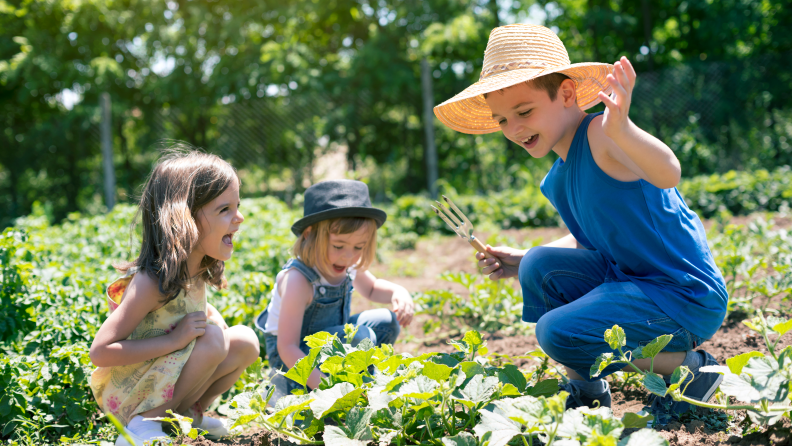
[519,247,552,297]
[352,325,377,346]
[383,310,401,344]
[535,313,570,361]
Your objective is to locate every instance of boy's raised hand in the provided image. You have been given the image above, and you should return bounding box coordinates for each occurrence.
[476,245,526,281]
[598,56,637,138]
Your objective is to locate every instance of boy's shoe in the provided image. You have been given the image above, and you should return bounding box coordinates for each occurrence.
[561,380,612,409]
[115,416,172,446]
[642,350,723,426]
[184,402,229,440]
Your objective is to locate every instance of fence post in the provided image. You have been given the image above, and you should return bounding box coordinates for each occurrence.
[101,92,116,211]
[421,58,438,199]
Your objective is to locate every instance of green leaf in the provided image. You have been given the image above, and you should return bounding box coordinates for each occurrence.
[525,378,559,398]
[268,394,312,425]
[617,428,669,446]
[320,356,345,375]
[305,331,336,349]
[771,319,792,336]
[399,375,440,400]
[496,364,526,391]
[492,395,547,426]
[345,406,375,440]
[458,362,485,381]
[621,412,654,429]
[458,374,499,404]
[463,330,484,349]
[473,409,521,446]
[283,348,320,388]
[368,385,395,411]
[423,361,453,383]
[666,366,692,396]
[344,349,377,374]
[726,351,764,375]
[604,325,627,350]
[631,345,646,360]
[642,373,668,397]
[640,335,673,359]
[740,356,789,402]
[590,353,615,378]
[309,383,363,419]
[323,425,370,446]
[230,413,261,430]
[441,432,477,446]
[500,383,521,397]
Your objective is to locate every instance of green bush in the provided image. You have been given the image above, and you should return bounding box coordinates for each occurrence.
[677,167,792,218]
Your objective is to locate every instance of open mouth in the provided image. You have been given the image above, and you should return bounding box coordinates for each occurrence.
[332,264,346,273]
[222,233,234,247]
[521,134,538,149]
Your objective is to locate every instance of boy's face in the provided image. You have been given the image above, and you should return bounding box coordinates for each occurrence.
[485,80,578,158]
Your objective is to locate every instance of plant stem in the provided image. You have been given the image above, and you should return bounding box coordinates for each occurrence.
[263,420,323,444]
[674,394,792,414]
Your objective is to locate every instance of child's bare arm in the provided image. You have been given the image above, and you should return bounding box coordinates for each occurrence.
[90,273,206,367]
[591,56,682,189]
[353,271,414,326]
[276,270,325,389]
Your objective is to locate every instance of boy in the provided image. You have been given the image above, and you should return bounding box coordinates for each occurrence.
[433,24,727,424]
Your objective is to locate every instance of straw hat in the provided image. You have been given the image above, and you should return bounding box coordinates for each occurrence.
[434,24,614,134]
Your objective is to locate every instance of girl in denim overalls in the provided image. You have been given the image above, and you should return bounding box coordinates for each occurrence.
[256,180,414,404]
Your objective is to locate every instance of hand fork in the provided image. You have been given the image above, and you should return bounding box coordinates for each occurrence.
[431,195,492,258]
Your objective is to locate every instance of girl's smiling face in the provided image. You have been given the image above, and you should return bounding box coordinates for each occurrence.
[325,226,371,280]
[192,181,244,270]
[485,79,582,160]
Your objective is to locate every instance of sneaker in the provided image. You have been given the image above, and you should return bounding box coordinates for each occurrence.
[184,402,229,440]
[115,416,172,446]
[642,350,723,426]
[561,380,612,409]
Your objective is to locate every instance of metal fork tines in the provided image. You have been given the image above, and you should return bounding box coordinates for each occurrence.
[431,195,474,240]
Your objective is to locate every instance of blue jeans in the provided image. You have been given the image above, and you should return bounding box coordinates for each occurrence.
[519,247,706,381]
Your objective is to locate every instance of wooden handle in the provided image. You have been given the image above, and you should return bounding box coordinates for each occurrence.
[469,237,492,258]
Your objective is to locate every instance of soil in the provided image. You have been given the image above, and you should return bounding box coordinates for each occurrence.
[184,215,792,446]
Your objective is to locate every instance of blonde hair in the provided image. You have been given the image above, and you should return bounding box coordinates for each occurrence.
[292,217,378,279]
[117,145,240,303]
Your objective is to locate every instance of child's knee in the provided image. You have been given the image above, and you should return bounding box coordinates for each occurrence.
[230,325,260,365]
[383,310,401,344]
[194,324,229,364]
[535,313,570,361]
[518,246,552,293]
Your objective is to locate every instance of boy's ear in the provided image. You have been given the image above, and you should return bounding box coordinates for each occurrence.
[559,78,577,107]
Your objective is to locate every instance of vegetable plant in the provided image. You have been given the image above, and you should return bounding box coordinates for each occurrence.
[226,330,667,445]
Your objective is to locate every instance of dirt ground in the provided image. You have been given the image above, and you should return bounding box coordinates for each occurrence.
[185,220,792,446]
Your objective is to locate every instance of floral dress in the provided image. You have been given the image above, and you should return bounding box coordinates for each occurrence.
[90,270,206,426]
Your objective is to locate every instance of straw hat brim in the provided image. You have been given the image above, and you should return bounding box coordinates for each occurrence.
[434,62,614,135]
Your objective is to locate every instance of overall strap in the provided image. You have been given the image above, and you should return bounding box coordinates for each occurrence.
[282,258,322,286]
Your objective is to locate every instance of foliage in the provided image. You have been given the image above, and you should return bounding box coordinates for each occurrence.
[414,272,525,336]
[4,0,792,228]
[227,329,666,445]
[591,315,792,428]
[677,167,792,219]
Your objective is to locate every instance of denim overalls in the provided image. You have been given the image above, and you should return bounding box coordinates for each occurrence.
[255,258,400,404]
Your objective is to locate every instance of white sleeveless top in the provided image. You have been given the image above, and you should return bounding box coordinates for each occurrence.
[264,265,357,336]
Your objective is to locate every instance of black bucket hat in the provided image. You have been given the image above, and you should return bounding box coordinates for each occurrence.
[291,179,387,237]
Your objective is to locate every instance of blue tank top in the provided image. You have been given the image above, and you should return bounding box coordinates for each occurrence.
[540,112,727,340]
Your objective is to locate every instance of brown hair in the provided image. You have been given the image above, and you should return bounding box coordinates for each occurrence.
[292,217,378,279]
[483,72,572,101]
[118,144,240,303]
